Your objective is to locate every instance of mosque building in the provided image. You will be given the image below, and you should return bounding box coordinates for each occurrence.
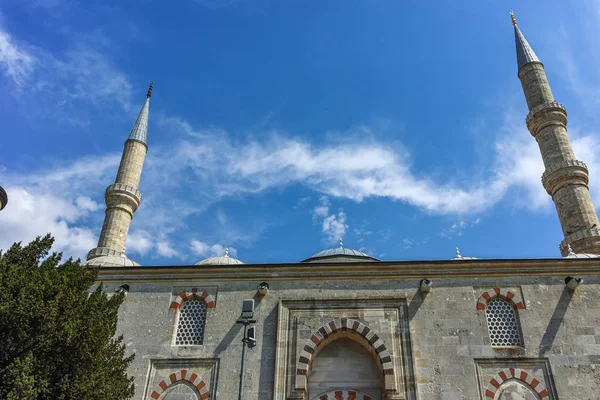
[85,16,600,400]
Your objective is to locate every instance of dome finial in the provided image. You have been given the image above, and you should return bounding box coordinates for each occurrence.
[147,82,153,98]
[567,244,575,256]
[339,238,343,248]
[455,247,462,259]
[510,10,517,26]
[225,247,229,257]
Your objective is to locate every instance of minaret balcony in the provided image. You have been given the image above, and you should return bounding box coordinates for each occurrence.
[526,101,567,134]
[105,183,142,211]
[541,160,589,195]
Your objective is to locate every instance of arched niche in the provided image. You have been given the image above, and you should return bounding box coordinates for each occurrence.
[161,381,199,400]
[308,338,383,400]
[495,380,540,400]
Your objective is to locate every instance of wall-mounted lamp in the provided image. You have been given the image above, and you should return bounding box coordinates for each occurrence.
[241,298,255,320]
[419,279,432,293]
[115,284,130,296]
[258,282,269,295]
[565,276,582,290]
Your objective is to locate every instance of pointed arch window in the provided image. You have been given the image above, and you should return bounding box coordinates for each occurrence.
[485,298,522,347]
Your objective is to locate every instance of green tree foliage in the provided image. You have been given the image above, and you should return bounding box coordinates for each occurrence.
[0,235,135,400]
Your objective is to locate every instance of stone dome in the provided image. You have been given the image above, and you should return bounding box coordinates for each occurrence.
[84,255,141,267]
[196,248,244,265]
[302,240,380,263]
[565,253,600,259]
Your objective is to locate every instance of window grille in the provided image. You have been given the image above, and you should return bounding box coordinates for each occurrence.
[485,298,521,347]
[175,298,207,345]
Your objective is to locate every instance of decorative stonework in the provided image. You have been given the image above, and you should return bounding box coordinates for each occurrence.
[476,288,525,311]
[525,101,567,134]
[296,318,394,378]
[150,369,210,399]
[474,358,557,400]
[484,368,550,399]
[170,288,215,309]
[313,389,374,400]
[275,299,413,400]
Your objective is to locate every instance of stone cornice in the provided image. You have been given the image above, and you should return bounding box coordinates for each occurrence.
[95,258,600,282]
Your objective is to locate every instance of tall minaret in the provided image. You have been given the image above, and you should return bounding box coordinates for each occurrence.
[512,13,600,256]
[86,84,152,266]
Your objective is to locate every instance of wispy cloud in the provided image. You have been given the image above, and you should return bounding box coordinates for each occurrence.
[0,24,133,114]
[311,196,349,244]
[190,240,237,259]
[439,218,481,239]
[4,110,600,260]
[0,28,37,87]
[0,154,119,258]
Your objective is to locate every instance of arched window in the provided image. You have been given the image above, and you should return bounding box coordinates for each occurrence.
[485,298,522,347]
[175,298,207,346]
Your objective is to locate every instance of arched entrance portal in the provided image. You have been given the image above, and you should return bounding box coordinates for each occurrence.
[308,338,382,400]
[296,318,396,400]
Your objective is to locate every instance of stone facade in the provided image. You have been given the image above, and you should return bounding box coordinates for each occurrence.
[97,260,600,400]
[84,20,600,400]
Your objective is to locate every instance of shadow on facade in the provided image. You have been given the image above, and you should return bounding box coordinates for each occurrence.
[539,287,573,356]
[258,304,278,397]
[407,289,425,321]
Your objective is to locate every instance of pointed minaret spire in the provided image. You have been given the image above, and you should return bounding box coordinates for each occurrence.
[511,12,541,73]
[86,85,153,266]
[127,82,152,146]
[513,16,600,256]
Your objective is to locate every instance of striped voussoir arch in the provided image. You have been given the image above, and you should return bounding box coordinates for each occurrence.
[314,389,374,400]
[476,287,525,311]
[484,368,549,399]
[170,288,215,309]
[297,318,393,379]
[150,369,210,399]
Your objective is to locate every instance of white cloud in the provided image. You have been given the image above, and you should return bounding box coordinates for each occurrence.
[440,218,482,239]
[0,154,119,258]
[0,187,97,258]
[310,196,348,244]
[0,28,37,87]
[321,210,348,244]
[156,241,181,258]
[190,240,237,258]
[312,196,330,218]
[126,230,153,256]
[0,25,133,112]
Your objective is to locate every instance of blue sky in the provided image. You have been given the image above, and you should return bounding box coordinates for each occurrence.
[1,1,600,264]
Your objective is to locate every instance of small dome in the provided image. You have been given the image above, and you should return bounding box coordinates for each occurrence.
[565,253,600,259]
[302,240,380,263]
[84,255,140,267]
[564,245,600,259]
[196,248,244,265]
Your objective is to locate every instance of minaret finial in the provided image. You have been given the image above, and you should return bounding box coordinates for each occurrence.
[339,238,343,248]
[510,11,517,26]
[225,247,229,257]
[147,82,153,98]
